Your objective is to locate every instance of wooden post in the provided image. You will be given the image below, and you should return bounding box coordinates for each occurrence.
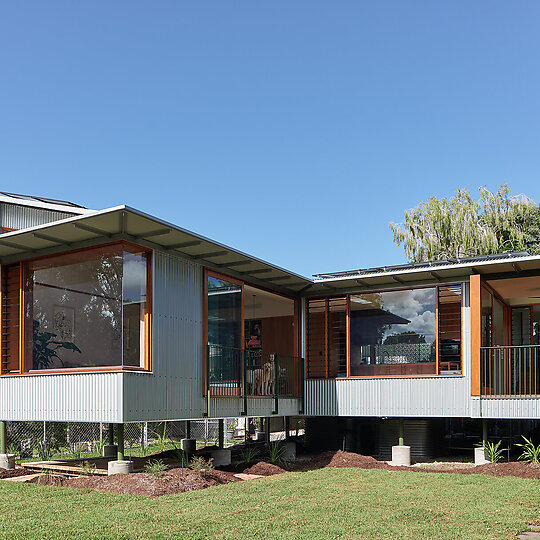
[482,419,488,445]
[471,274,482,396]
[108,423,114,445]
[398,418,404,446]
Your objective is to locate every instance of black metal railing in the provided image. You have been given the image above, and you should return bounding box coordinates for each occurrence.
[481,345,540,396]
[206,344,304,404]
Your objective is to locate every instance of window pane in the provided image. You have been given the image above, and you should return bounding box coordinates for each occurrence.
[207,276,242,349]
[25,245,123,370]
[438,285,462,374]
[122,250,148,367]
[350,288,436,376]
[24,244,149,371]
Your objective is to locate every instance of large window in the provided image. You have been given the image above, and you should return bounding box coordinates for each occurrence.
[350,289,436,377]
[306,285,463,379]
[14,243,151,372]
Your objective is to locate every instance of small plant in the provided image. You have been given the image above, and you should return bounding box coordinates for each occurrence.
[93,439,105,458]
[36,442,54,461]
[189,456,214,477]
[139,438,149,458]
[144,459,168,476]
[267,441,286,465]
[239,446,261,464]
[80,461,97,475]
[152,422,169,452]
[516,436,540,463]
[476,440,506,463]
[7,442,19,457]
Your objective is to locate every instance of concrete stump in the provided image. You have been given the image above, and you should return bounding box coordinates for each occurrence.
[474,447,490,465]
[391,445,411,466]
[282,442,296,462]
[103,444,118,458]
[181,438,196,455]
[211,448,231,467]
[0,454,15,470]
[108,460,133,475]
[254,432,266,442]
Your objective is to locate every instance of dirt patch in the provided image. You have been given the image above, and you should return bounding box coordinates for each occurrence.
[0,467,36,479]
[301,450,394,471]
[29,467,238,497]
[449,461,540,480]
[242,461,288,476]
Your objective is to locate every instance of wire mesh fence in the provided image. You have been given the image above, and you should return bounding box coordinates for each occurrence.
[4,416,304,460]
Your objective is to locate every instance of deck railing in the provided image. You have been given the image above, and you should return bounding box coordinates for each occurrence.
[480,345,540,396]
[206,344,304,403]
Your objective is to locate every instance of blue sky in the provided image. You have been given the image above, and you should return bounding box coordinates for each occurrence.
[1,2,539,277]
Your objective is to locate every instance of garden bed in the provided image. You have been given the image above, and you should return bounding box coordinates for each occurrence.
[20,449,540,497]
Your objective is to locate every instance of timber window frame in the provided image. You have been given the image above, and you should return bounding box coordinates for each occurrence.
[305,283,464,380]
[0,241,153,375]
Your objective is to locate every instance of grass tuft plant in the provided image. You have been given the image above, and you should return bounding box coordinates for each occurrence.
[239,446,261,464]
[476,440,506,463]
[80,461,98,475]
[189,456,214,477]
[144,459,168,476]
[516,436,540,463]
[36,442,54,461]
[267,441,286,465]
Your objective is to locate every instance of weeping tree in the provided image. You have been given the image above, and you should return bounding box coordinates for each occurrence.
[389,185,540,263]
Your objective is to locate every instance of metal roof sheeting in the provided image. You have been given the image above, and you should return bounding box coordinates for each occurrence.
[0,205,313,294]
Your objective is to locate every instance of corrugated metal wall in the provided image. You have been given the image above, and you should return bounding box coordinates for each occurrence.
[0,203,74,230]
[475,397,540,419]
[305,377,471,417]
[0,373,123,422]
[123,251,206,421]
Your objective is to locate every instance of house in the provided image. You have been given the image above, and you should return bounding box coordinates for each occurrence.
[0,193,539,469]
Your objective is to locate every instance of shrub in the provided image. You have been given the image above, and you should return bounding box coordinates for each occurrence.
[189,456,214,477]
[80,461,97,475]
[144,459,168,476]
[516,436,540,463]
[239,446,261,464]
[267,441,286,465]
[477,440,506,463]
[36,442,54,461]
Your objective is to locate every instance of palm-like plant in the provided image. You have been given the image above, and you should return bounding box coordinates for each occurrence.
[32,320,81,370]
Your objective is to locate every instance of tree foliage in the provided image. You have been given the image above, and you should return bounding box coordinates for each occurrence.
[389,185,540,262]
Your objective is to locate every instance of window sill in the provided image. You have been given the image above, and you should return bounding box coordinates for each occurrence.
[1,367,151,376]
[306,374,464,381]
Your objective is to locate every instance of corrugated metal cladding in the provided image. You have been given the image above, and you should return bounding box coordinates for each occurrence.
[124,251,207,421]
[209,398,300,419]
[0,373,122,422]
[305,377,470,417]
[476,398,540,419]
[0,203,74,230]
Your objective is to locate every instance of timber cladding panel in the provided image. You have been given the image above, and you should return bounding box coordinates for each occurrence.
[1,264,21,374]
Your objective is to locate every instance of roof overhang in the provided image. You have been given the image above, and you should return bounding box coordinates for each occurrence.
[0,206,312,295]
[308,254,540,295]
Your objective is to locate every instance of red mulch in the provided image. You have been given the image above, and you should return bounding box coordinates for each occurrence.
[242,461,288,476]
[0,467,35,479]
[23,450,540,497]
[301,450,394,471]
[29,467,238,497]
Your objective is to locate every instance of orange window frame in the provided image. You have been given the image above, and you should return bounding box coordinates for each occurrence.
[0,241,152,375]
[305,284,464,380]
[203,268,300,396]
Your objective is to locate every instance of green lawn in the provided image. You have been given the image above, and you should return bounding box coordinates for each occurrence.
[0,468,538,539]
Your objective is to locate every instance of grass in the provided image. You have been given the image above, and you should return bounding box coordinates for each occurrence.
[0,468,538,539]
